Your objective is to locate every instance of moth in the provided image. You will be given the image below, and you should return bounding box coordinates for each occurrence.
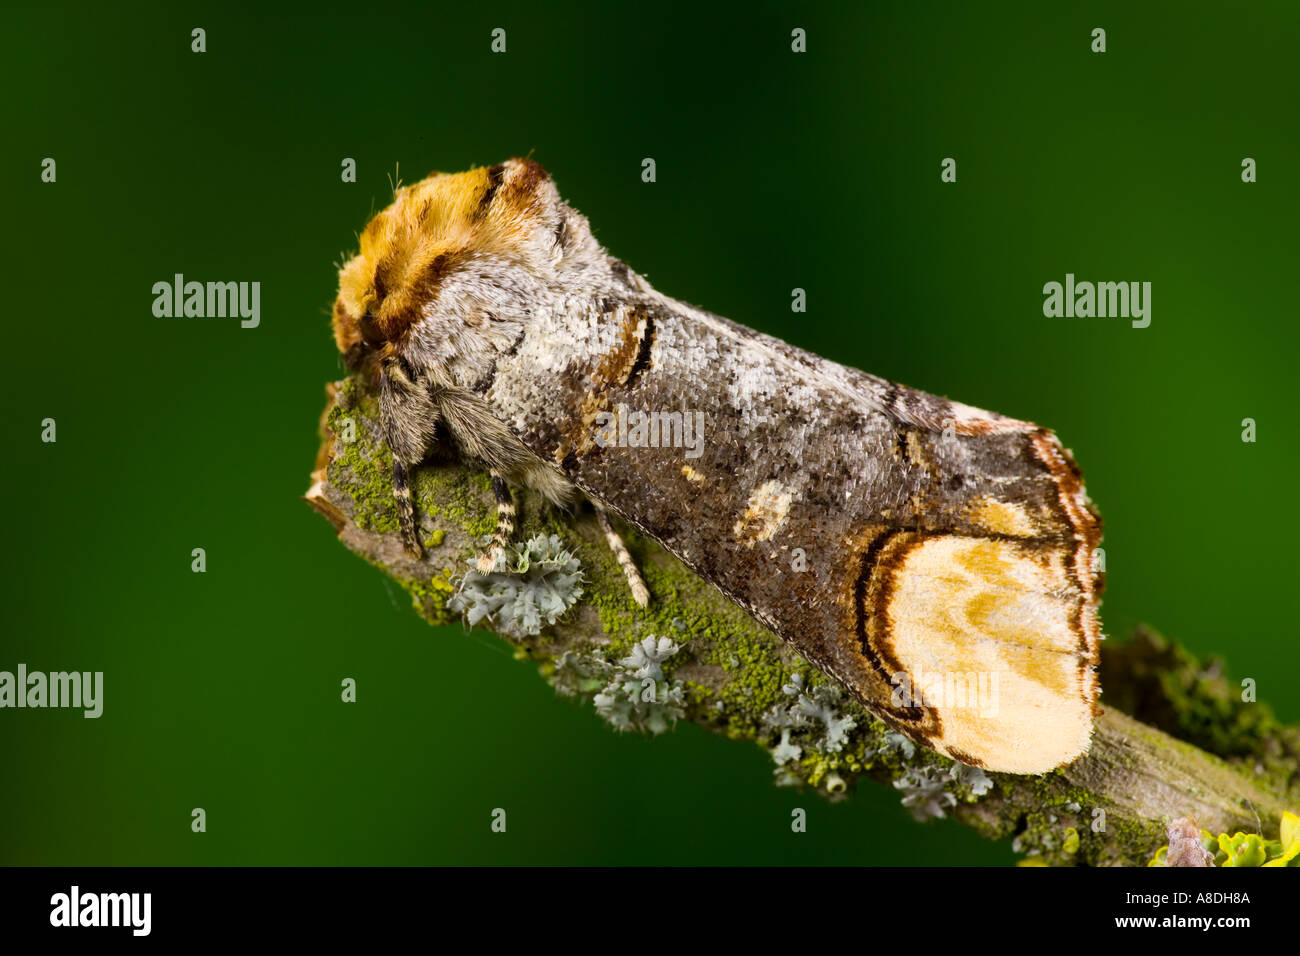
[331,158,1103,774]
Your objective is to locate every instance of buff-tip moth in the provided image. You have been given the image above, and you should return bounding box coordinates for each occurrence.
[329,158,1102,774]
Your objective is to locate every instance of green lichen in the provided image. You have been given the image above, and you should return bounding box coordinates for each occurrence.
[1013,780,1170,868]
[324,378,498,542]
[706,631,796,739]
[1062,827,1080,855]
[999,774,1169,867]
[325,390,400,534]
[413,466,495,542]
[402,567,457,627]
[1105,814,1168,867]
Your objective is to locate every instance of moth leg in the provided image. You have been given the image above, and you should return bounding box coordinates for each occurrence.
[377,357,442,562]
[393,459,423,559]
[594,503,650,608]
[476,470,516,573]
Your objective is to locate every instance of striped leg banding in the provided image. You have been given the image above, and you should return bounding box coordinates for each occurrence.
[393,460,422,559]
[477,471,516,573]
[595,503,650,608]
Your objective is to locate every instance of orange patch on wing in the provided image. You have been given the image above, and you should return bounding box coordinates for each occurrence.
[968,498,1039,538]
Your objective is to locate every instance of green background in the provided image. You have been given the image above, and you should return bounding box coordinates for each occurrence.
[2,0,1295,865]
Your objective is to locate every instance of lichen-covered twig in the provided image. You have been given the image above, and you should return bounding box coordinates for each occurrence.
[306,377,1299,866]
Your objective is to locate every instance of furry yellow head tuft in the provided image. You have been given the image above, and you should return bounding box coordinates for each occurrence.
[332,158,553,359]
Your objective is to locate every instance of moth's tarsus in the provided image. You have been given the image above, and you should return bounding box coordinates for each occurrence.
[392,459,423,559]
[595,502,651,609]
[477,471,516,573]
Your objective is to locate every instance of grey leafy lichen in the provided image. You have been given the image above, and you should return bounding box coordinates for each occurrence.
[447,533,583,638]
[951,762,994,798]
[593,674,687,735]
[894,767,959,821]
[771,730,803,766]
[552,638,687,735]
[893,763,995,821]
[876,732,917,760]
[619,635,681,681]
[761,673,857,758]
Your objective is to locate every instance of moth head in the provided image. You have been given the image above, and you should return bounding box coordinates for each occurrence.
[332,157,572,370]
